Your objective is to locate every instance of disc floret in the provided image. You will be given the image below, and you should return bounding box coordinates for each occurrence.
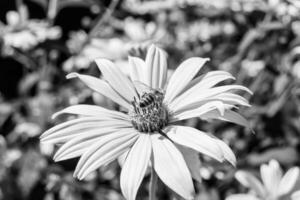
[130,90,168,133]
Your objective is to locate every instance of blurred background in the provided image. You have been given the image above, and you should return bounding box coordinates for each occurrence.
[1,0,300,199]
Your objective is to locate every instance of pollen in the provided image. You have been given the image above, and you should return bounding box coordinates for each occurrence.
[129,90,168,133]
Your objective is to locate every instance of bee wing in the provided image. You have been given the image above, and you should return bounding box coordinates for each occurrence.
[132,81,153,96]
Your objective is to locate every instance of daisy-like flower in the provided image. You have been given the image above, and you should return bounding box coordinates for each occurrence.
[227,160,300,200]
[41,44,251,200]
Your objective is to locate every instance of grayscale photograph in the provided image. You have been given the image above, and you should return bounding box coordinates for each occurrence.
[0,0,299,200]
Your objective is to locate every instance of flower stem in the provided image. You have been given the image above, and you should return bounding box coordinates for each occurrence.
[149,167,157,200]
[87,0,119,41]
[78,0,119,52]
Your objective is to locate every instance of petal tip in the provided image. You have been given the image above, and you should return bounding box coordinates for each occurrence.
[66,72,78,79]
[51,112,61,120]
[94,58,111,65]
[39,136,48,142]
[39,133,46,140]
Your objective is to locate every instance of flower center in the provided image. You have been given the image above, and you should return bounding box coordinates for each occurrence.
[129,90,168,133]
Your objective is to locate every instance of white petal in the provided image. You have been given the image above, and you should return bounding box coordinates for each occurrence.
[118,150,129,168]
[95,58,137,101]
[226,194,260,200]
[120,134,152,200]
[260,160,282,194]
[171,93,250,113]
[170,70,235,108]
[145,44,168,89]
[165,126,224,162]
[67,73,131,109]
[54,139,93,161]
[214,93,250,107]
[199,109,251,129]
[278,167,300,196]
[176,145,202,183]
[192,70,235,90]
[180,71,234,92]
[214,139,236,166]
[170,101,226,122]
[164,57,210,103]
[52,104,129,120]
[40,117,103,139]
[170,84,252,112]
[75,128,139,179]
[292,190,300,200]
[151,134,195,200]
[53,127,120,161]
[235,171,266,198]
[6,11,20,26]
[128,56,147,83]
[41,121,129,144]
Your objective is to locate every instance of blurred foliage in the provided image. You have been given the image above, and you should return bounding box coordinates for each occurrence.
[1,0,300,199]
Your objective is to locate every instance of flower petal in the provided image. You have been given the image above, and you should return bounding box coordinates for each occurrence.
[214,139,236,166]
[165,126,224,162]
[235,171,266,198]
[53,127,121,161]
[226,194,260,200]
[164,57,209,103]
[120,134,152,200]
[291,190,300,200]
[145,44,168,89]
[67,73,131,109]
[128,56,147,83]
[278,167,300,196]
[170,70,235,107]
[171,93,250,114]
[95,58,137,101]
[170,101,226,122]
[151,133,195,200]
[200,109,251,129]
[52,104,129,120]
[176,145,202,183]
[41,120,130,144]
[40,117,102,139]
[170,84,252,112]
[75,128,139,179]
[260,160,282,195]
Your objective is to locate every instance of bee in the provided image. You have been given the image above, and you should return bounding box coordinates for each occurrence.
[139,93,155,108]
[130,81,173,143]
[132,81,164,108]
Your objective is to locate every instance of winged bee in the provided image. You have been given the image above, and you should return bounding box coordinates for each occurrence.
[132,81,164,108]
[130,81,173,142]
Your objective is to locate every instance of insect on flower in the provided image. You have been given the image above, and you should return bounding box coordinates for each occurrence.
[41,44,252,200]
[130,81,167,133]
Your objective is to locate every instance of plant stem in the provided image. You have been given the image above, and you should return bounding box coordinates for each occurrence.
[149,167,157,200]
[88,0,119,38]
[77,0,119,53]
[47,0,58,24]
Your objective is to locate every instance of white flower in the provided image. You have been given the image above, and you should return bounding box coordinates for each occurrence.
[41,44,251,200]
[63,31,126,71]
[227,160,300,200]
[292,190,300,200]
[2,10,61,51]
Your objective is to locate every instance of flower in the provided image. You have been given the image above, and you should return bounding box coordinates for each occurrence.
[63,31,127,71]
[226,160,300,200]
[2,10,61,51]
[41,44,251,200]
[292,190,300,200]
